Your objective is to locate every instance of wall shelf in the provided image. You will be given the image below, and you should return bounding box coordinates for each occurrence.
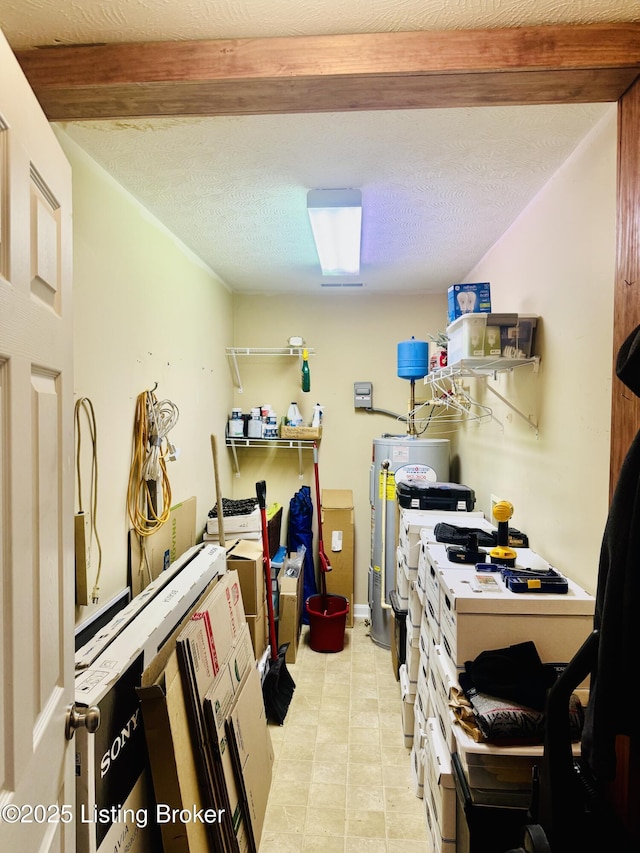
[225,435,317,477]
[226,346,315,392]
[424,356,540,435]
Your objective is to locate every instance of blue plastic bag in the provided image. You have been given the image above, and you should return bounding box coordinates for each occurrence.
[287,485,317,623]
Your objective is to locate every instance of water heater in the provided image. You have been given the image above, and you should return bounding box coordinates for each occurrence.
[368,435,450,648]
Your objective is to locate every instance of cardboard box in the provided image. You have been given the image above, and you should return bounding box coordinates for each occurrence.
[200,624,257,853]
[447,282,492,323]
[207,507,260,536]
[225,539,264,615]
[175,572,251,853]
[321,489,354,628]
[424,718,456,841]
[129,496,198,596]
[139,613,256,853]
[246,604,268,662]
[425,543,595,670]
[278,561,304,663]
[74,543,225,853]
[138,650,213,853]
[279,425,322,440]
[224,662,274,850]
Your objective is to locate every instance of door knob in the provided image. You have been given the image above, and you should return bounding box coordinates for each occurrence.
[65,702,101,740]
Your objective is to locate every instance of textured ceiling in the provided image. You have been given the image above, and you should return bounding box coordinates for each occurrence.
[1,1,637,294]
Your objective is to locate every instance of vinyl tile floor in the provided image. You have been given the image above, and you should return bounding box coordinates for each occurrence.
[259,619,432,853]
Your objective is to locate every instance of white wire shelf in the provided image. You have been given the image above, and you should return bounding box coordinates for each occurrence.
[424,356,540,382]
[423,356,540,435]
[225,435,317,477]
[225,346,315,391]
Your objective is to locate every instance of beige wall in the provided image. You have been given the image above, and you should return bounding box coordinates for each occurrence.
[230,293,450,611]
[453,105,617,594]
[64,100,617,627]
[57,130,235,624]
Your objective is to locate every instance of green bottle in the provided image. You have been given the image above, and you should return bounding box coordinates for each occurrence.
[301,348,311,392]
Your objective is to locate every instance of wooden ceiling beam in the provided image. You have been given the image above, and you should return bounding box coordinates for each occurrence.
[14,23,640,121]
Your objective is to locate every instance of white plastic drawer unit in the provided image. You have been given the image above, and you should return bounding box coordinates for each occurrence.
[424,717,457,842]
[396,546,410,608]
[422,543,595,669]
[431,644,460,753]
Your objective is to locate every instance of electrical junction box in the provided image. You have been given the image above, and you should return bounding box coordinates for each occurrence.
[354,381,372,408]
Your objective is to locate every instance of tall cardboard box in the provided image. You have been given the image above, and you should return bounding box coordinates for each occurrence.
[321,489,354,627]
[129,496,198,596]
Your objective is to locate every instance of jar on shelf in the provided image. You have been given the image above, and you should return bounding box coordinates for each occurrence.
[228,407,244,437]
[248,407,262,438]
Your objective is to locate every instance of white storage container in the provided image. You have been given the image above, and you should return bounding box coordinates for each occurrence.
[406,613,420,687]
[399,508,485,568]
[453,723,546,794]
[424,717,456,842]
[415,660,431,746]
[410,743,426,799]
[446,312,538,368]
[396,546,410,608]
[400,664,415,748]
[408,579,422,630]
[431,644,461,753]
[425,543,595,670]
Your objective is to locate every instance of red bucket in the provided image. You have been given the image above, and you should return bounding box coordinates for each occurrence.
[306,594,349,653]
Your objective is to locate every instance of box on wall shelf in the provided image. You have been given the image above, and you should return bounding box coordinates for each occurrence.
[445,313,538,369]
[447,283,492,323]
[321,489,355,628]
[279,425,322,440]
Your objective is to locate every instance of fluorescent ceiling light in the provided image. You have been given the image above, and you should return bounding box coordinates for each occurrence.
[307,189,362,276]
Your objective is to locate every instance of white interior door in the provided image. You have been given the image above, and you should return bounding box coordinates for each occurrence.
[0,28,75,852]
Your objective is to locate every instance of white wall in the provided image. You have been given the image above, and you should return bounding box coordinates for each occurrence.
[454,105,617,594]
[57,130,235,623]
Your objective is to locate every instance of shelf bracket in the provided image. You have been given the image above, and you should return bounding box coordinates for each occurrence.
[480,374,539,437]
[228,438,241,476]
[227,349,243,393]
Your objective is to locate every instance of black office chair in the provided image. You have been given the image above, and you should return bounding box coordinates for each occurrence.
[506,629,632,853]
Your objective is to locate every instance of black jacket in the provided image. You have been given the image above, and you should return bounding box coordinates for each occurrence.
[582,323,640,781]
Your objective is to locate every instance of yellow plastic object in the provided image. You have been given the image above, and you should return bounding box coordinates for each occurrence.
[490,499,517,564]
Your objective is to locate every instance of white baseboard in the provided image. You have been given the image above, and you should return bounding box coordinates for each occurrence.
[353,603,370,620]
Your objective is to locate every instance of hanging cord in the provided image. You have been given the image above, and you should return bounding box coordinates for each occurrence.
[74,397,103,603]
[127,386,180,539]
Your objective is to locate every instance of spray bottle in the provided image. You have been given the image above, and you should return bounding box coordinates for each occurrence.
[312,403,324,428]
[301,348,311,392]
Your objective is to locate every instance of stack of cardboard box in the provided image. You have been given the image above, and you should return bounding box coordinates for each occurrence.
[138,569,274,853]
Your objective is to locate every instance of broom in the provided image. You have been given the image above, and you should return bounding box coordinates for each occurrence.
[256,480,295,725]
